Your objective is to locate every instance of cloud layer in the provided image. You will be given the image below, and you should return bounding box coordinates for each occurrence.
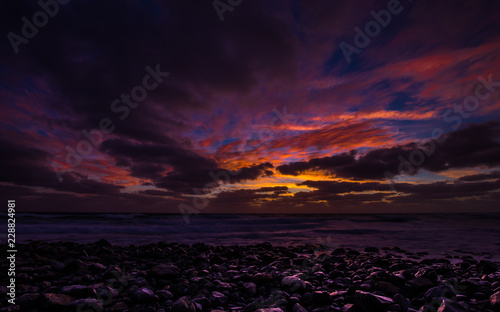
[1,0,500,213]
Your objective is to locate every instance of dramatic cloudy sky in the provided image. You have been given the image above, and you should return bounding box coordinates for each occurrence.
[1,0,500,213]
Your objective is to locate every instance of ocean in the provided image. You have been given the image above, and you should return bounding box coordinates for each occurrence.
[5,213,500,261]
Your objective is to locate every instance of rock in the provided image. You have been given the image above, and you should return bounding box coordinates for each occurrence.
[281,275,306,290]
[342,304,356,312]
[90,262,107,271]
[210,291,227,307]
[244,305,259,312]
[95,239,112,247]
[407,278,434,292]
[16,293,40,309]
[50,261,65,271]
[61,284,95,297]
[65,259,88,272]
[292,303,308,312]
[215,281,232,291]
[491,291,500,311]
[172,297,197,312]
[330,290,348,298]
[97,285,119,300]
[364,247,379,253]
[435,298,466,312]
[42,293,75,310]
[374,281,399,296]
[415,268,438,284]
[255,309,284,312]
[132,287,158,302]
[425,284,456,301]
[192,297,211,309]
[352,291,394,312]
[212,264,227,273]
[128,307,156,312]
[156,289,174,301]
[312,291,331,305]
[68,299,103,312]
[103,265,122,279]
[393,294,410,312]
[243,282,257,295]
[109,302,128,311]
[477,260,499,274]
[252,273,274,285]
[151,264,180,279]
[0,305,20,312]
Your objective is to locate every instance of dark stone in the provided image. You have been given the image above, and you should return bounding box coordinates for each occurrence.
[331,248,345,255]
[192,297,212,309]
[42,293,75,311]
[172,297,197,312]
[424,284,456,301]
[0,305,20,312]
[312,291,331,305]
[477,260,499,274]
[364,247,379,253]
[281,276,306,290]
[89,262,107,271]
[490,291,500,311]
[373,281,399,296]
[252,273,274,285]
[209,291,227,307]
[109,302,128,311]
[65,259,88,272]
[292,303,308,312]
[16,293,40,309]
[50,261,65,271]
[415,268,438,284]
[393,294,410,312]
[352,291,394,312]
[94,239,112,247]
[342,303,356,312]
[151,264,180,279]
[67,299,103,312]
[132,287,158,302]
[156,289,174,301]
[435,298,467,312]
[61,284,95,298]
[407,277,434,292]
[128,307,156,312]
[243,282,257,295]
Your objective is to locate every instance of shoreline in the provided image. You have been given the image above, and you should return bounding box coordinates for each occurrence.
[1,240,499,312]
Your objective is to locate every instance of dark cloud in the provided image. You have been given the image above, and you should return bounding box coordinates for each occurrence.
[297,179,500,199]
[0,139,124,194]
[458,171,500,182]
[100,139,274,194]
[231,163,274,182]
[0,0,298,143]
[278,121,500,180]
[255,186,288,192]
[138,189,180,197]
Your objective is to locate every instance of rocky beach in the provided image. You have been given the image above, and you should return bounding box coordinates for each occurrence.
[1,240,500,312]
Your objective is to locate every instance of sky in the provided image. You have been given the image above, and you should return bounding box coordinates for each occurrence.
[1,0,500,214]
